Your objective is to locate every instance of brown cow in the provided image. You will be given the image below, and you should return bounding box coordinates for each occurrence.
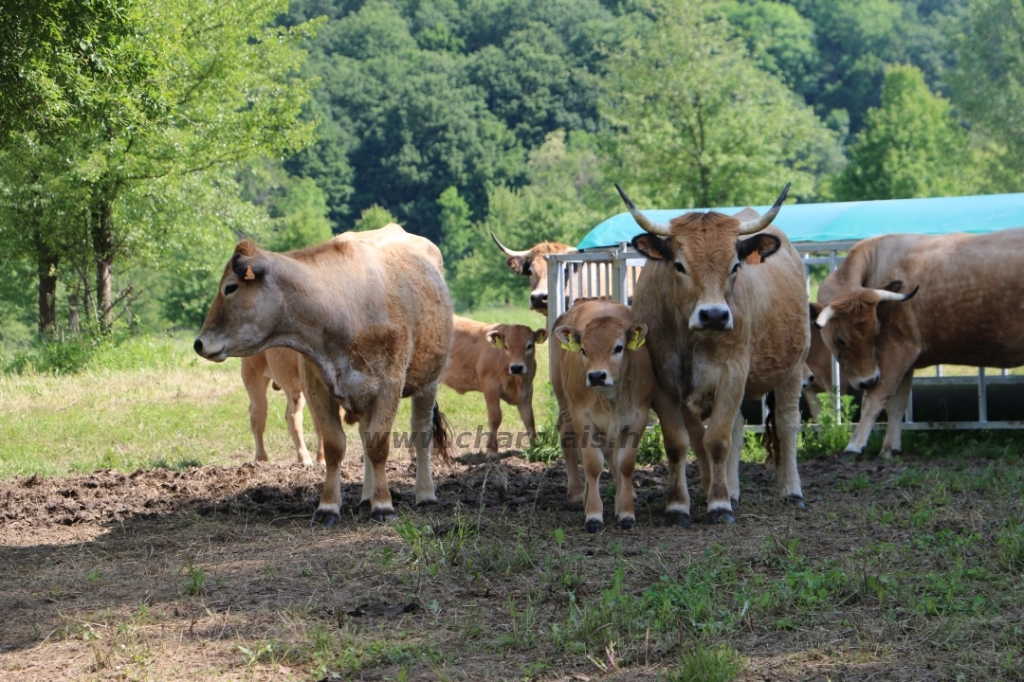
[814,230,1024,458]
[553,300,653,532]
[491,233,575,313]
[441,315,547,457]
[241,347,325,465]
[194,224,454,525]
[621,183,809,525]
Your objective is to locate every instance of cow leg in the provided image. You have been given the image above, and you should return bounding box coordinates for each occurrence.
[302,358,347,527]
[577,418,605,533]
[516,392,537,446]
[615,415,646,530]
[484,385,502,458]
[285,389,313,465]
[880,371,914,459]
[242,362,271,463]
[653,391,693,528]
[557,404,584,504]
[726,411,744,509]
[410,388,440,506]
[703,389,744,525]
[774,371,805,506]
[360,394,403,522]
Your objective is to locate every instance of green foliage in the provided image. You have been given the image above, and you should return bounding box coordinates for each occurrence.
[178,558,207,597]
[438,186,473,265]
[669,645,742,682]
[2,331,190,375]
[828,65,978,200]
[636,424,664,466]
[268,178,334,251]
[801,390,857,456]
[353,203,397,232]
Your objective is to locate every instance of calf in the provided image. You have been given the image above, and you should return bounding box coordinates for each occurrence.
[441,316,547,457]
[241,347,325,465]
[553,300,654,532]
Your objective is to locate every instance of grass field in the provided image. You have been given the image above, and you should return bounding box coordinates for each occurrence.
[2,307,1024,681]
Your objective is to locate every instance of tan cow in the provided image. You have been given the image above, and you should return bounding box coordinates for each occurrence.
[441,315,547,457]
[621,183,809,526]
[491,233,575,313]
[241,347,325,465]
[815,230,1024,458]
[194,224,454,525]
[553,300,653,532]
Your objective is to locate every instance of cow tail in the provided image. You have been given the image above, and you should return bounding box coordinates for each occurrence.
[432,402,453,464]
[762,390,781,472]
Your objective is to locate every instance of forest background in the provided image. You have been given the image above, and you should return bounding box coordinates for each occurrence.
[2,0,1023,368]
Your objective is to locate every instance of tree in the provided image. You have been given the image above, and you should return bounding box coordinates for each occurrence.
[950,0,1024,187]
[829,65,976,200]
[353,204,397,232]
[438,186,473,265]
[269,178,334,252]
[600,0,840,210]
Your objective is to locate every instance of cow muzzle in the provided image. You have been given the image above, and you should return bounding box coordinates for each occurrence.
[530,292,548,311]
[192,337,227,363]
[509,363,526,375]
[587,370,612,387]
[852,372,880,391]
[691,305,733,332]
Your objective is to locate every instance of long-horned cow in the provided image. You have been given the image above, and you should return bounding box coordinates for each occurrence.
[815,230,1024,458]
[441,315,547,457]
[194,224,454,525]
[621,183,809,525]
[553,300,654,532]
[241,347,326,465]
[490,233,575,314]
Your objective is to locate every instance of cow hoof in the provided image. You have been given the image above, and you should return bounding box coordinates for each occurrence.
[841,450,861,461]
[706,508,736,525]
[584,519,603,534]
[661,510,692,528]
[415,497,439,508]
[787,494,806,510]
[357,499,371,511]
[370,507,397,523]
[618,516,636,530]
[730,497,740,512]
[310,509,340,528]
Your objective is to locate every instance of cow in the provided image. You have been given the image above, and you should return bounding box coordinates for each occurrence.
[620,183,809,526]
[441,315,547,457]
[490,233,575,314]
[241,347,325,465]
[193,223,454,525]
[814,230,1024,458]
[803,303,839,416]
[552,299,654,532]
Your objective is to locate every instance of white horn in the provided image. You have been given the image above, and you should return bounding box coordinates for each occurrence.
[615,184,672,236]
[738,183,791,235]
[873,285,919,302]
[815,305,835,328]
[490,232,530,259]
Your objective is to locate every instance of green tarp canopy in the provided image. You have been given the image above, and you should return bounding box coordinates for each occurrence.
[576,192,1024,250]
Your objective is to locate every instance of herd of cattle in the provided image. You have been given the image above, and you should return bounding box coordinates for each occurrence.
[193,186,1024,532]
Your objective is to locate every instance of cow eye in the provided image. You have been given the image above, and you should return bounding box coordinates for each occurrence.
[526,343,533,351]
[614,344,624,354]
[836,337,846,348]
[674,262,685,274]
[225,283,239,295]
[580,347,587,357]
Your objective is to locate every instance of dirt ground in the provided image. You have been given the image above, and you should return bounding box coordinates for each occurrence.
[1,447,1020,681]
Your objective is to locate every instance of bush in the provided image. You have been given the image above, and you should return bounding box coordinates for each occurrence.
[801,390,857,457]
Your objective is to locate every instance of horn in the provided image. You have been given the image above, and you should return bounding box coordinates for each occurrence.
[615,184,672,236]
[490,232,530,259]
[815,305,835,328]
[873,285,919,302]
[738,183,791,235]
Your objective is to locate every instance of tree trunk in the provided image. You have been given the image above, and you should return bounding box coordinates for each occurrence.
[91,197,115,330]
[68,293,80,334]
[37,249,58,339]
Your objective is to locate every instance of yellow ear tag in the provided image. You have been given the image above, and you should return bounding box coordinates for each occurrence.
[627,330,645,350]
[491,337,505,349]
[561,340,582,353]
[244,265,256,281]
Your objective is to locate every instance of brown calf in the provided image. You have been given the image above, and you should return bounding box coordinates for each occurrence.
[441,315,547,456]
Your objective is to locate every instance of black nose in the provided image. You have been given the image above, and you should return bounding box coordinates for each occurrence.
[858,375,879,390]
[509,364,525,375]
[806,373,815,385]
[588,371,607,386]
[698,308,730,329]
[193,339,203,354]
[530,293,548,308]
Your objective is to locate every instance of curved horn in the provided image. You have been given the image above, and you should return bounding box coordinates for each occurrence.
[815,305,835,328]
[490,232,530,259]
[738,183,791,235]
[873,285,919,302]
[615,184,672,236]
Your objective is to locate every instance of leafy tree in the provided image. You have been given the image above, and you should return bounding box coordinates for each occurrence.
[268,178,334,251]
[353,204,397,232]
[828,65,977,200]
[600,0,840,209]
[438,186,473,265]
[949,0,1024,188]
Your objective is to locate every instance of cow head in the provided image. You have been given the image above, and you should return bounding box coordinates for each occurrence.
[193,240,280,362]
[618,183,789,334]
[491,232,574,313]
[486,324,547,375]
[556,316,648,389]
[814,282,919,390]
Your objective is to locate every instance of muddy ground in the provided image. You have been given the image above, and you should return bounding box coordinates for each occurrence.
[1,450,1019,681]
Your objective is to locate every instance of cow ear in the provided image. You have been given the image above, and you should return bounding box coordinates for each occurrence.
[631,234,672,261]
[554,325,582,352]
[736,234,781,262]
[534,329,548,345]
[486,329,506,349]
[809,302,823,320]
[231,252,268,282]
[882,280,903,293]
[507,257,531,276]
[627,323,648,350]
